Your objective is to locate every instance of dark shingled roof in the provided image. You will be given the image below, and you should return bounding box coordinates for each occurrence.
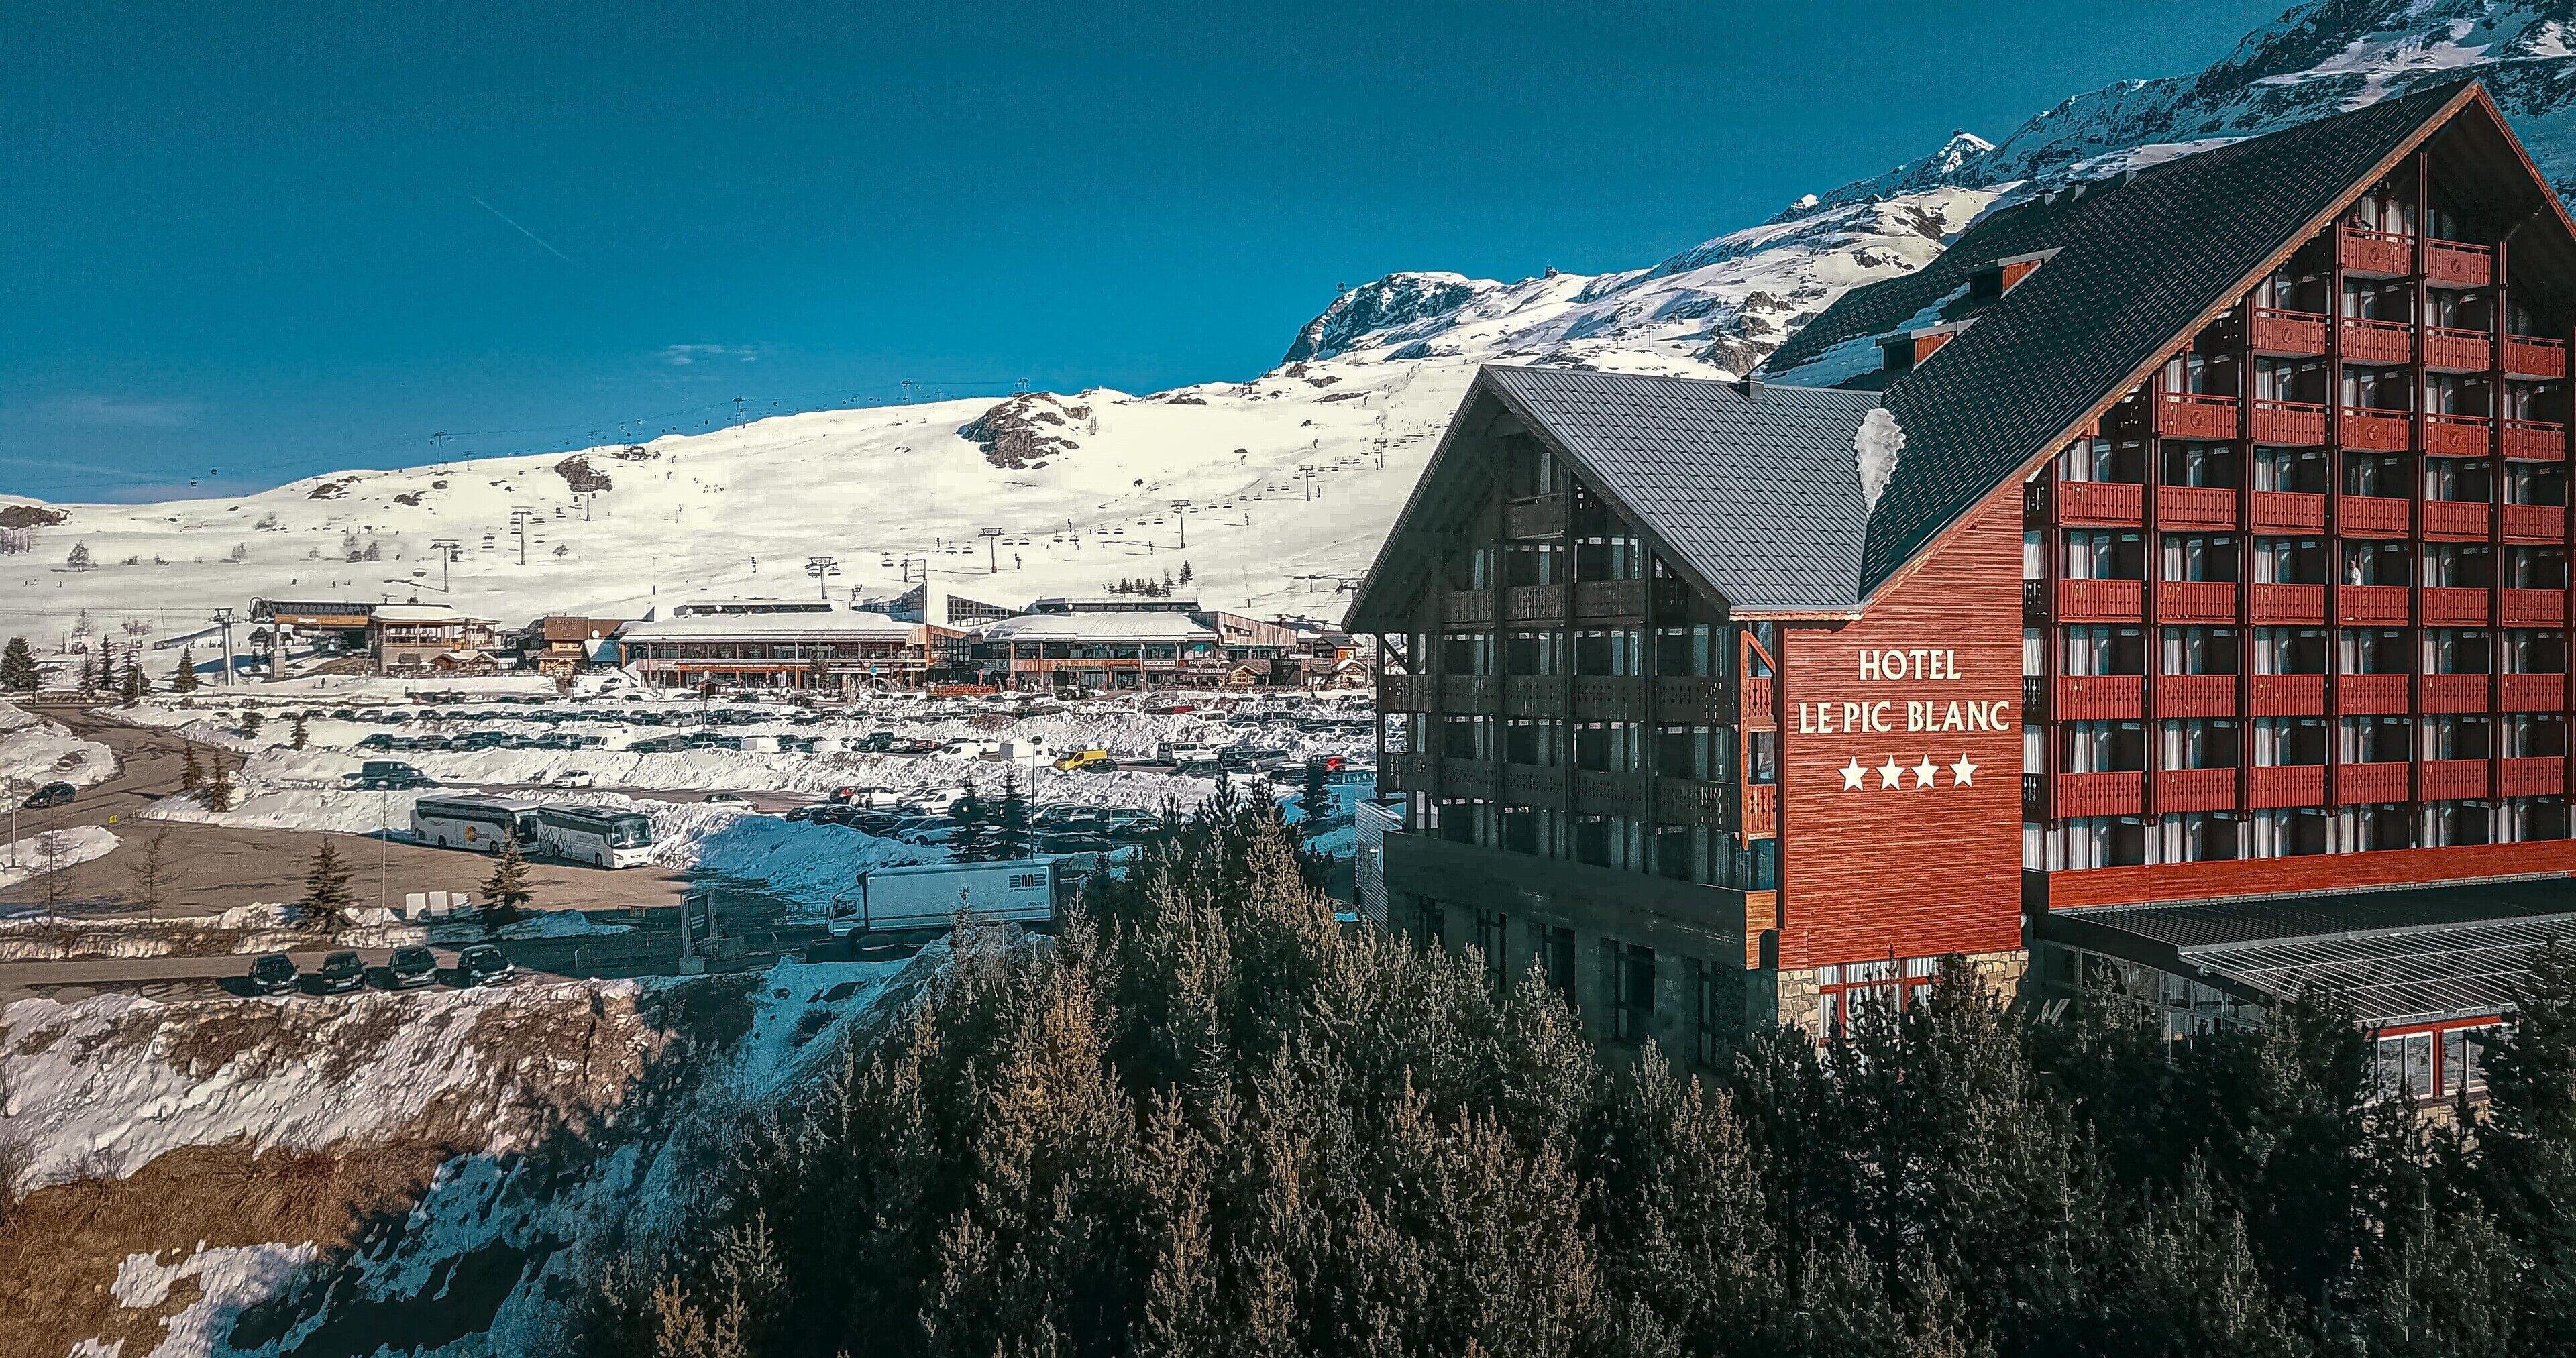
[1772,80,2477,593]
[1481,367,1880,611]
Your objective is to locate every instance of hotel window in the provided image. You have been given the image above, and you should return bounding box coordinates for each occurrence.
[2345,450,2410,498]
[1542,926,1576,1005]
[1505,718,1565,767]
[2425,629,2493,675]
[2249,807,2330,858]
[1417,901,1446,951]
[2253,717,2328,767]
[1654,624,1725,677]
[2163,534,2241,583]
[1475,909,1508,994]
[1574,722,1640,773]
[1576,533,1642,581]
[1505,629,1562,675]
[2506,459,2568,506]
[2253,445,2328,494]
[2163,441,2241,489]
[2160,718,2241,770]
[2255,537,2328,585]
[2163,626,2240,675]
[1506,543,1562,587]
[2343,628,2410,675]
[2426,543,2495,589]
[2063,625,2145,676]
[2509,547,2571,591]
[1441,632,1493,675]
[2341,716,2414,764]
[2376,1031,2436,1101]
[1572,814,1644,870]
[2024,627,2047,677]
[2443,1025,2495,1096]
[2506,713,2567,759]
[2061,721,2146,773]
[1691,960,1727,1068]
[1603,942,1655,1043]
[2425,454,2492,504]
[2255,628,2329,675]
[2505,630,2567,675]
[1442,714,1494,761]
[1815,957,1937,1039]
[2063,530,2145,580]
[1574,629,1641,675]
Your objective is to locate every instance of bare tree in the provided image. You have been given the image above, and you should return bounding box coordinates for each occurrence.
[34,822,72,917]
[127,826,174,909]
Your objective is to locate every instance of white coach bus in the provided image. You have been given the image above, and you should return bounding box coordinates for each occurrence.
[410,796,541,853]
[534,804,657,868]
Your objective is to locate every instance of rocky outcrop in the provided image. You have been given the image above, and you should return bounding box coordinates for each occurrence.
[0,505,68,529]
[1281,272,1492,363]
[554,455,612,494]
[960,393,1092,469]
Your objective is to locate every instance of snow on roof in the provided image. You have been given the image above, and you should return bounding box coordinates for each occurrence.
[619,604,918,642]
[973,611,1221,643]
[370,604,490,624]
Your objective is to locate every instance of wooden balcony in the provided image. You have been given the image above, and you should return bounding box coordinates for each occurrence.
[1741,678,1776,729]
[2424,326,2493,373]
[1572,579,1643,620]
[1572,770,1645,818]
[2251,307,2328,356]
[2503,757,2568,798]
[2156,673,2236,718]
[1501,762,1566,807]
[2253,582,2328,625]
[1741,783,1777,838]
[2157,579,2239,624]
[2342,409,2412,452]
[1504,583,1564,623]
[2028,478,2144,526]
[2503,588,2568,627]
[2159,485,2239,531]
[2337,584,2410,626]
[1442,589,1494,627]
[2425,238,2495,288]
[2342,494,2412,536]
[2506,335,2568,379]
[1653,675,1734,725]
[1503,493,1566,539]
[2341,316,2414,365]
[1503,674,1556,716]
[2341,673,2409,715]
[2055,577,2145,622]
[1442,674,1499,713]
[2422,587,2490,626]
[2251,398,2329,445]
[2057,673,2144,720]
[2421,758,2490,801]
[2421,673,2491,712]
[2249,762,2327,809]
[2158,766,2238,813]
[2157,392,2241,440]
[1377,673,1431,712]
[2502,419,2569,462]
[2253,490,2327,533]
[2503,673,2567,711]
[2057,771,2144,817]
[1383,752,1430,791]
[2337,760,2411,805]
[1570,675,1640,722]
[2252,673,2327,716]
[2504,504,2568,542]
[2422,498,2491,540]
[2426,413,2491,457]
[2340,226,2412,276]
[1443,758,1497,801]
[1653,777,1735,826]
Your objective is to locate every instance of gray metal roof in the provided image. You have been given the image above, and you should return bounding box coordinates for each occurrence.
[1481,367,1880,612]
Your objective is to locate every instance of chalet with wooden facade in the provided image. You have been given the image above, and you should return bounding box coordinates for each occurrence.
[1350,82,2576,1095]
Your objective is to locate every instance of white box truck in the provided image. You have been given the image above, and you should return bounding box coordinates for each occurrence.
[824,858,1061,938]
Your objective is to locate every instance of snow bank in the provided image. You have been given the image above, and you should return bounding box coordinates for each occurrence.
[0,701,116,791]
[0,824,116,889]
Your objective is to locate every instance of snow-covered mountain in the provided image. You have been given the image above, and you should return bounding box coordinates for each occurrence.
[11,0,2576,649]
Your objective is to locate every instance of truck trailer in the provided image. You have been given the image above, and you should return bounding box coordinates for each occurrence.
[824,858,1062,938]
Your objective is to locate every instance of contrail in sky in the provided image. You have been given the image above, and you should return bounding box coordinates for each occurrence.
[470,194,584,269]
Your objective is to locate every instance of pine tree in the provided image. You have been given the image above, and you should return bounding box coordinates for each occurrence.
[201,755,234,812]
[91,639,112,691]
[170,648,199,693]
[179,746,203,793]
[64,542,89,571]
[1178,560,1193,583]
[119,657,143,705]
[289,713,309,750]
[1302,755,1331,824]
[996,768,1030,860]
[302,837,355,931]
[949,786,994,862]
[480,836,534,932]
[0,637,37,692]
[74,648,93,694]
[239,710,264,740]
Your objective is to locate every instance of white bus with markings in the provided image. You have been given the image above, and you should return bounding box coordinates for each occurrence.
[533,805,657,868]
[410,796,541,854]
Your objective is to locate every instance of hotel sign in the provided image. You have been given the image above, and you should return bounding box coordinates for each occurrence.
[1791,648,2015,792]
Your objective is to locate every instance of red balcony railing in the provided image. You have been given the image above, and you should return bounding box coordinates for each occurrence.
[2157,579,2239,624]
[2424,326,2493,372]
[2056,771,2144,817]
[2504,673,2567,711]
[2422,498,2491,540]
[2157,767,2238,813]
[2341,227,2413,276]
[2425,238,2495,288]
[2342,495,2411,536]
[2337,760,2410,805]
[2506,335,2568,379]
[2252,673,2326,715]
[2341,673,2409,714]
[2421,673,2491,712]
[2249,763,2327,809]
[2057,673,2144,720]
[2253,307,2330,355]
[2156,673,2236,718]
[2251,398,2329,445]
[2031,478,2143,525]
[2421,758,2491,801]
[2341,316,2414,365]
[2253,490,2327,533]
[2504,588,2569,626]
[2057,578,2145,622]
[2342,409,2413,451]
[1741,783,1777,837]
[1741,679,1776,729]
[2504,504,2568,542]
[2502,419,2569,462]
[2337,584,2410,626]
[2503,757,2568,798]
[2426,413,2492,457]
[2157,392,2241,440]
[2159,484,2239,530]
[2422,587,2491,626]
[2253,583,2328,625]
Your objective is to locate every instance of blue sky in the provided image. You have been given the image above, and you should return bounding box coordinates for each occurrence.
[1,1,2287,502]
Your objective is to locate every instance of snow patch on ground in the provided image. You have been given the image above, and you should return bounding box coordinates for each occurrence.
[0,701,117,791]
[0,824,117,889]
[110,1241,319,1358]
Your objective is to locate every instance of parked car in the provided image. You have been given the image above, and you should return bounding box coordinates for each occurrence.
[354,760,435,790]
[1053,748,1113,771]
[549,769,597,788]
[456,944,517,986]
[246,953,299,995]
[387,945,439,988]
[704,791,748,805]
[314,950,367,994]
[20,782,74,809]
[355,732,397,752]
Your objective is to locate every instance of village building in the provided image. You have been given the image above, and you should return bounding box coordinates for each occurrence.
[519,615,633,677]
[1350,82,2576,1098]
[861,578,1019,629]
[248,598,377,658]
[616,600,943,693]
[965,610,1222,690]
[369,603,500,673]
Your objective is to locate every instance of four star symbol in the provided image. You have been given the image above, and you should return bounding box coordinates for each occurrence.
[1824,754,1981,791]
[1913,755,1940,787]
[1877,756,1904,789]
[1950,754,1978,787]
[1840,757,1867,791]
